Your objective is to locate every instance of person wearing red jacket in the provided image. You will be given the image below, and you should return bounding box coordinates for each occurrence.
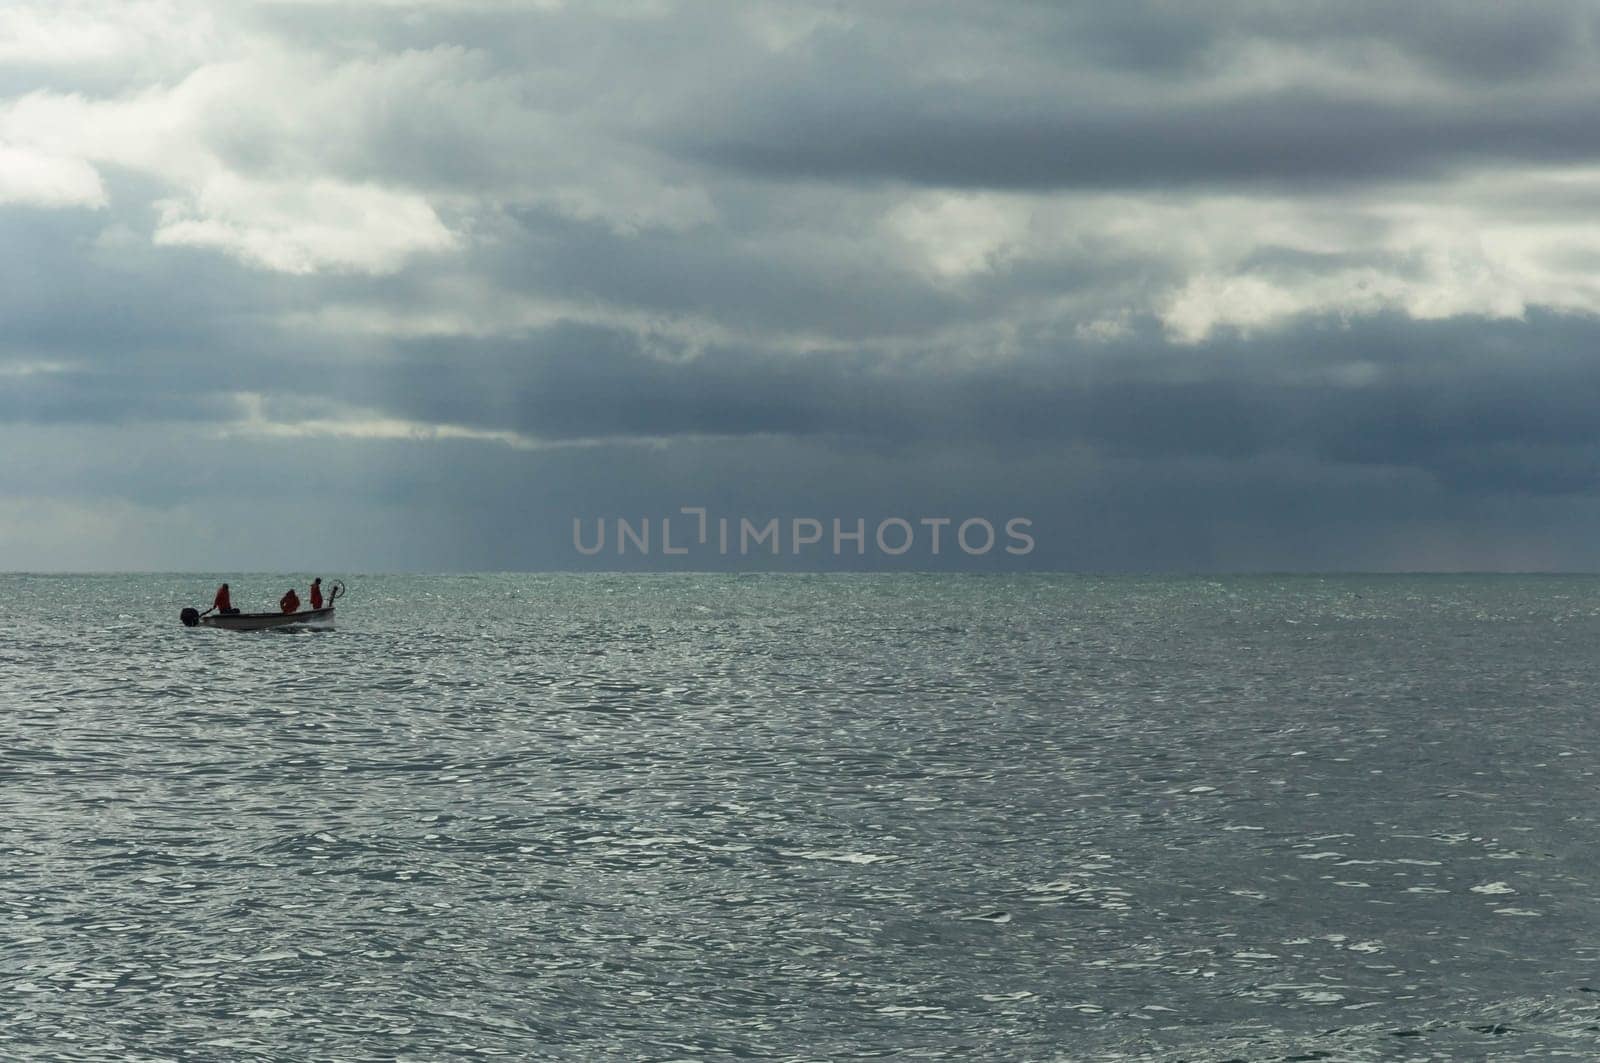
[309,578,323,610]
[280,588,301,614]
[213,583,232,613]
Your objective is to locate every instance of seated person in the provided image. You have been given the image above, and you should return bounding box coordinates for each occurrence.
[213,583,239,616]
[280,588,301,614]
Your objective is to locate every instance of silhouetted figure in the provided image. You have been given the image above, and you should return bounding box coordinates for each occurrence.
[280,588,300,614]
[309,578,323,610]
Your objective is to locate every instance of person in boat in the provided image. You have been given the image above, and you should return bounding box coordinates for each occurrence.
[280,587,301,614]
[212,583,239,616]
[309,577,323,610]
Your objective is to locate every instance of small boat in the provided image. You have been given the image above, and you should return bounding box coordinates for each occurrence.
[181,581,344,631]
[193,605,336,631]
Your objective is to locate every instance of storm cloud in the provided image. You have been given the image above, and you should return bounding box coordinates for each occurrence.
[5,0,1600,570]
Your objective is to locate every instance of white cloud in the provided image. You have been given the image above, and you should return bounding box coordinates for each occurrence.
[153,173,455,274]
[0,26,720,267]
[0,141,104,207]
[0,54,465,271]
[0,360,76,377]
[0,1,220,74]
[885,192,1032,280]
[740,3,854,52]
[1162,269,1410,343]
[222,391,538,448]
[1144,173,1600,341]
[216,391,654,452]
[864,178,1600,344]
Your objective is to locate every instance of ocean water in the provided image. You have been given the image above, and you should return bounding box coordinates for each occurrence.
[3,573,1600,1061]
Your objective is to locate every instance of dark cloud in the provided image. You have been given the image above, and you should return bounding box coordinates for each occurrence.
[1058,1,1593,83]
[11,279,1600,508]
[637,2,1600,189]
[689,82,1600,191]
[481,208,967,343]
[348,312,1600,503]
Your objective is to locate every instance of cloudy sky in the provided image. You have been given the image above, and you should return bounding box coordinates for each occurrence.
[6,0,1600,571]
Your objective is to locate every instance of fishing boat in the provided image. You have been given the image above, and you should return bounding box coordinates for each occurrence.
[181,581,344,631]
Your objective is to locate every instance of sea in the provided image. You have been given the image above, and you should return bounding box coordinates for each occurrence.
[3,573,1599,1061]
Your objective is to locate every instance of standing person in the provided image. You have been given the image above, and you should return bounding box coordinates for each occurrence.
[309,577,323,610]
[280,587,300,614]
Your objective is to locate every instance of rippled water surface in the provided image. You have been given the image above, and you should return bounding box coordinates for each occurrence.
[5,574,1600,1060]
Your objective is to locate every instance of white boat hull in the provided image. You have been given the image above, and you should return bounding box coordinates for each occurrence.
[200,606,335,631]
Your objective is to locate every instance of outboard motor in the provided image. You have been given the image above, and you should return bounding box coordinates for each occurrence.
[180,607,200,627]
